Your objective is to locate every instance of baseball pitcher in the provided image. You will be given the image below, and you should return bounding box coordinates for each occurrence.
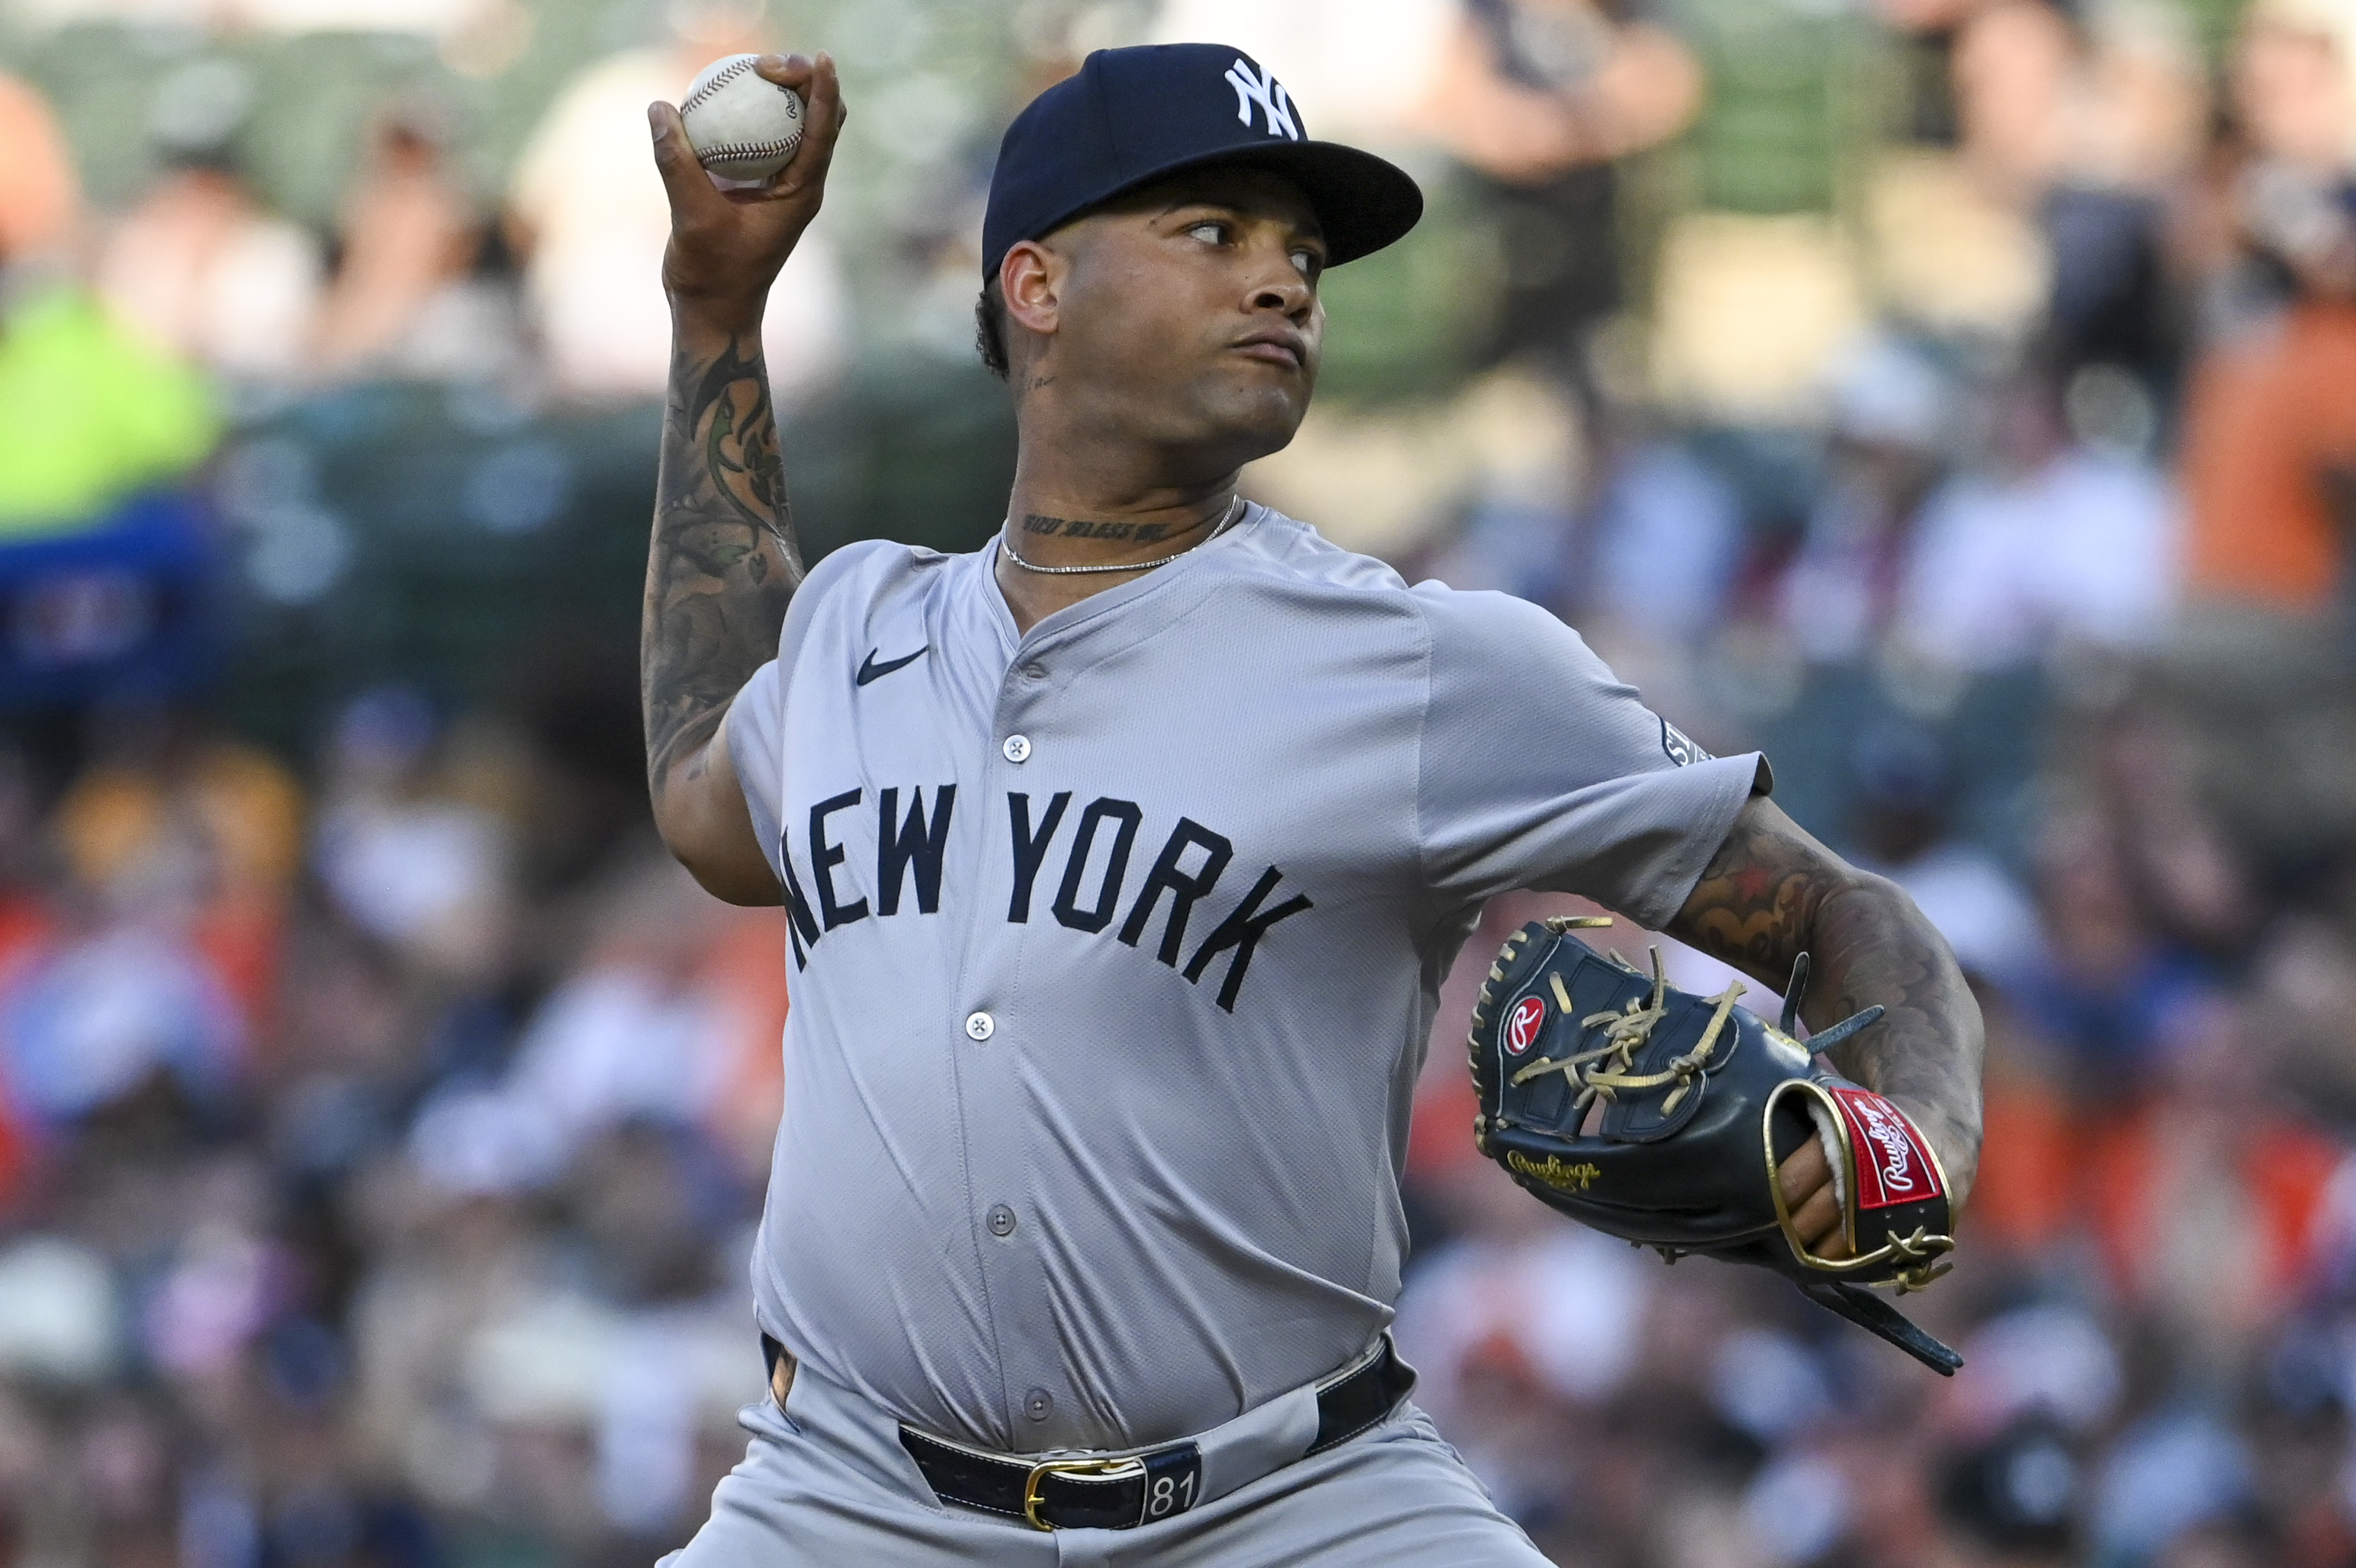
[640,43,1984,1565]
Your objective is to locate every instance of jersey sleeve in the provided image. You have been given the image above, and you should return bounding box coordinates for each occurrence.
[717,537,909,882]
[725,658,787,881]
[1415,587,1766,928]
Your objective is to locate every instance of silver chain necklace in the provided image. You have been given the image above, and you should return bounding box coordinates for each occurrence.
[998,496,1244,576]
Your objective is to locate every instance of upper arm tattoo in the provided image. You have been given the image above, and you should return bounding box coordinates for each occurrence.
[1664,797,1828,988]
[1667,797,1986,1192]
[642,331,802,793]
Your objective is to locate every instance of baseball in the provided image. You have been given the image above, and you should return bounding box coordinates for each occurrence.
[680,53,805,183]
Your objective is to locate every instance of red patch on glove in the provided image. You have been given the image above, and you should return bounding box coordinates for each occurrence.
[1504,995,1547,1056]
[1828,1086,1943,1210]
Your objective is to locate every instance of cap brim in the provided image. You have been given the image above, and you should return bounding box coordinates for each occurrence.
[1048,140,1424,269]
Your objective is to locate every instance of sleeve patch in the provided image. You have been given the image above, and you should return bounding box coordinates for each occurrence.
[1660,718,1712,768]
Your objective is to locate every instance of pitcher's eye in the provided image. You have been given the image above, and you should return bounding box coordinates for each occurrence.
[1291,248,1320,277]
[1186,220,1230,244]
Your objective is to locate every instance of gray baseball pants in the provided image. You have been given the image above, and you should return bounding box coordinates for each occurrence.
[658,1352,1552,1566]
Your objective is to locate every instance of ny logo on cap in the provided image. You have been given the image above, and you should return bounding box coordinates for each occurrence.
[1224,58,1300,140]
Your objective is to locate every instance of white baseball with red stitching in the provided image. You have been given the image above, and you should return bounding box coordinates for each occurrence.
[680,54,805,183]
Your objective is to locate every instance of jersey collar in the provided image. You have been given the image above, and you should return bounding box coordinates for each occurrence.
[977,501,1271,655]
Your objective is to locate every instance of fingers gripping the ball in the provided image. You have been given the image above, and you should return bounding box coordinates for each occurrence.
[649,52,847,314]
[754,52,847,192]
[686,55,805,181]
[648,101,718,216]
[652,52,841,196]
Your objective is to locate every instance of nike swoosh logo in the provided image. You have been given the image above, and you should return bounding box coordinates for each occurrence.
[856,646,928,687]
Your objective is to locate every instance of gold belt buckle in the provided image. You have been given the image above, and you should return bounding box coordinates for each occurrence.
[1022,1455,1146,1531]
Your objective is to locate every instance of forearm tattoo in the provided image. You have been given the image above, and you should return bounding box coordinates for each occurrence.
[642,331,800,794]
[1667,800,1985,1201]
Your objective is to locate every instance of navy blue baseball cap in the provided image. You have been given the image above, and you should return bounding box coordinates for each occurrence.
[982,43,1424,281]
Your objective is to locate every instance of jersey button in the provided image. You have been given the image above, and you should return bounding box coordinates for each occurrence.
[1024,1388,1054,1422]
[1002,734,1032,763]
[1021,662,1048,680]
[986,1205,1018,1238]
[963,1011,994,1042]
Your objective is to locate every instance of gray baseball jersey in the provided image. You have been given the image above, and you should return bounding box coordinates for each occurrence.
[724,503,1761,1457]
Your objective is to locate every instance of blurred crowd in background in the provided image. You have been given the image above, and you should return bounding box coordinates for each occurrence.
[5,0,2356,1563]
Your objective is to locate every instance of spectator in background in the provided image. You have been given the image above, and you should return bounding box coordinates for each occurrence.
[310,99,517,384]
[1572,423,1746,652]
[1947,0,2204,388]
[1853,0,2204,431]
[505,0,845,404]
[0,85,218,536]
[0,70,79,267]
[310,688,517,990]
[1776,335,1955,666]
[2014,699,2254,1095]
[1421,0,1702,408]
[2179,0,2356,621]
[0,71,216,535]
[1844,722,2042,985]
[414,848,785,1188]
[1392,1189,1655,1535]
[0,716,278,1137]
[2080,1001,2345,1362]
[96,140,322,385]
[0,74,224,718]
[0,881,245,1133]
[1896,364,2180,675]
[0,285,218,533]
[1756,330,2170,690]
[52,709,303,1023]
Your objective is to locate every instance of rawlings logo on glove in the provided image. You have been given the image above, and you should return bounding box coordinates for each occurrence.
[1469,916,1962,1373]
[1833,1086,1936,1206]
[1503,995,1547,1055]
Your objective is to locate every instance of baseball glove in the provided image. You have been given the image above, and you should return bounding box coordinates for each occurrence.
[1468,916,1963,1374]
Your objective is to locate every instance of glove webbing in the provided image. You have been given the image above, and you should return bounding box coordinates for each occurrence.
[1510,944,1745,1117]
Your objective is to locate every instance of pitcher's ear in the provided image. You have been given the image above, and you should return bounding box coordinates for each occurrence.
[1000,240,1063,338]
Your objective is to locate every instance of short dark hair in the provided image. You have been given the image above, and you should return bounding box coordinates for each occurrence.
[975,276,1010,381]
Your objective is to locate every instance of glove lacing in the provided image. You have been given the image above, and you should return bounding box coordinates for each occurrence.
[1509,945,1745,1116]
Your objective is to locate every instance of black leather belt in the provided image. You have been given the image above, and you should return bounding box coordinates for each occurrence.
[891,1337,1415,1532]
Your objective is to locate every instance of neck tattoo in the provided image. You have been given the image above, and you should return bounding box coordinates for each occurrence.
[1020,514,1183,542]
[999,496,1245,576]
